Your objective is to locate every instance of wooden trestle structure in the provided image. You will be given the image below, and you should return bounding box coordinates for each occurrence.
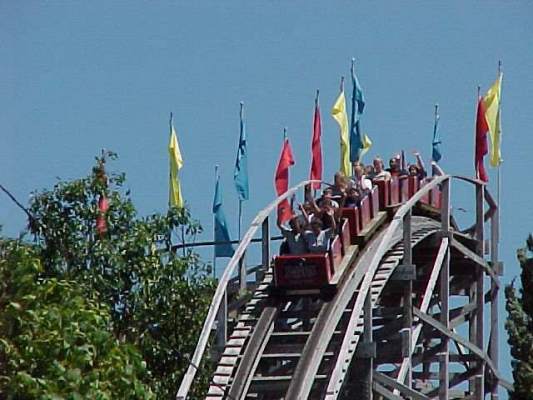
[176,173,512,399]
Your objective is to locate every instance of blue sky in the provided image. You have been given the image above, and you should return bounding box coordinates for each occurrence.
[2,1,532,395]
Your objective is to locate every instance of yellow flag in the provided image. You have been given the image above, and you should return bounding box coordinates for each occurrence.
[331,90,351,176]
[360,132,373,159]
[168,123,184,208]
[483,73,503,167]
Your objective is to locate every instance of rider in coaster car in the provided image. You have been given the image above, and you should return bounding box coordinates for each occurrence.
[352,164,373,194]
[303,214,336,254]
[277,216,306,255]
[372,157,392,182]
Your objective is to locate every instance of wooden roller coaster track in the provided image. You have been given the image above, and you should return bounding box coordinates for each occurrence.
[177,173,511,400]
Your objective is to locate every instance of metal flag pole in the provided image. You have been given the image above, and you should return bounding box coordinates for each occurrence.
[497,61,502,242]
[213,165,219,278]
[475,86,481,180]
[238,101,245,242]
[351,58,356,177]
[168,112,173,210]
[432,104,439,176]
[314,89,320,198]
[168,112,175,248]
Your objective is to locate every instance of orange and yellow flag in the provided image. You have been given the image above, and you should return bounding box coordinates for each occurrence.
[483,73,503,167]
[332,90,351,176]
[168,122,184,208]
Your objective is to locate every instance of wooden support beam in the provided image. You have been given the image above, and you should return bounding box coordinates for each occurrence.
[413,308,512,391]
[261,216,270,282]
[373,382,403,400]
[402,209,413,389]
[439,238,450,400]
[474,184,485,400]
[451,238,500,288]
[239,252,247,294]
[374,371,430,400]
[362,292,374,400]
[490,209,500,400]
[216,290,228,349]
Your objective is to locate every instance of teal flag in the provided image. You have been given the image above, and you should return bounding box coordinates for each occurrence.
[349,60,366,162]
[213,172,234,257]
[432,108,442,162]
[234,102,249,200]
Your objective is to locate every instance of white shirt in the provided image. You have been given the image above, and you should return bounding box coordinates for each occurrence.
[303,228,333,253]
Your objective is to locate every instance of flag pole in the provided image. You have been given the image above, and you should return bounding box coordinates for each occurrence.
[168,112,174,248]
[168,112,173,210]
[238,101,246,242]
[340,76,345,93]
[314,89,319,198]
[213,165,218,278]
[475,86,481,180]
[351,59,356,177]
[497,60,502,250]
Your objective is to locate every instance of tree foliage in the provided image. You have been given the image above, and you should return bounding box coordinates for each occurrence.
[0,240,154,399]
[505,234,533,400]
[1,152,216,399]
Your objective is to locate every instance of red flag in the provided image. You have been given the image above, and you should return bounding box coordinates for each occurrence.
[275,138,295,224]
[475,97,489,182]
[96,195,109,236]
[309,98,322,189]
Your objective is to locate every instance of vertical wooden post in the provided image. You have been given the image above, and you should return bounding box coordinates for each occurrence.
[363,292,374,400]
[439,178,450,399]
[261,216,270,282]
[216,289,227,349]
[490,207,500,399]
[239,252,247,294]
[402,209,413,389]
[474,184,485,399]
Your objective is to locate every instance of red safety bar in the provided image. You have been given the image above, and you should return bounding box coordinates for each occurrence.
[274,253,332,289]
[329,235,343,272]
[339,219,351,255]
[359,194,372,229]
[419,179,431,205]
[399,176,409,203]
[431,187,442,209]
[341,207,360,244]
[375,180,390,210]
[370,186,379,218]
[390,177,400,205]
[408,176,419,198]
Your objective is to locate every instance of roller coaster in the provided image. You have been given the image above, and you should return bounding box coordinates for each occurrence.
[176,169,511,399]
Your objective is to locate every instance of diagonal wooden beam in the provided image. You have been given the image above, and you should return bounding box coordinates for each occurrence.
[375,371,430,400]
[450,238,500,288]
[413,308,512,391]
[373,382,403,400]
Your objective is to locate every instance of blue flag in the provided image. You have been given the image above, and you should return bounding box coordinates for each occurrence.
[234,103,249,201]
[432,109,442,162]
[349,61,366,162]
[213,172,234,258]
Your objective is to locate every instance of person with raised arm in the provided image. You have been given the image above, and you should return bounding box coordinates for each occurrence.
[277,215,307,255]
[303,214,336,254]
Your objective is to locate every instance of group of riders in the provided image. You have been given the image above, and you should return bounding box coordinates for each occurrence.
[277,152,428,256]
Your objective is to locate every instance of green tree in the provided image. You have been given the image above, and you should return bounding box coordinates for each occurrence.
[25,152,215,398]
[505,234,533,400]
[0,240,154,399]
